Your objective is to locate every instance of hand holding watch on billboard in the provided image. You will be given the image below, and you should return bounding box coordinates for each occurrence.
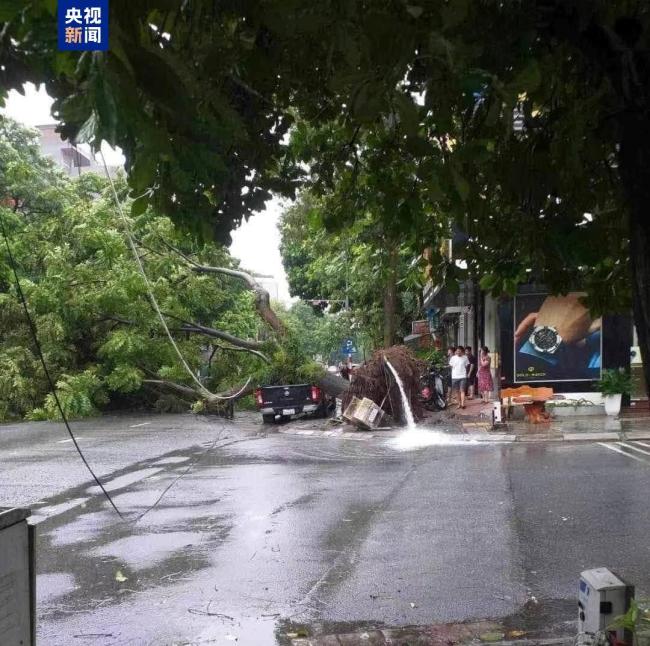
[514,292,602,381]
[515,293,600,354]
[514,294,600,355]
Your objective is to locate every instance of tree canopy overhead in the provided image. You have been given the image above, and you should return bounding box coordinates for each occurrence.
[2,1,650,390]
[0,118,347,420]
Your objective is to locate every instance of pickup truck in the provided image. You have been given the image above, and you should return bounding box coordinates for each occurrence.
[254,384,330,423]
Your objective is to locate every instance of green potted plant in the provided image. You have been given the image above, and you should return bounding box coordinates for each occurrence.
[597,369,632,416]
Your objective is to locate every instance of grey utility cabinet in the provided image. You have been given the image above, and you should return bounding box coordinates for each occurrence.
[0,508,35,646]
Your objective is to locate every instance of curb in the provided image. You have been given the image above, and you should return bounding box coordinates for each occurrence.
[277,425,650,445]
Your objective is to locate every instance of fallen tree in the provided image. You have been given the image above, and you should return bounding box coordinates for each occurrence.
[0,118,352,420]
[149,240,352,413]
[1,119,347,420]
[341,346,424,426]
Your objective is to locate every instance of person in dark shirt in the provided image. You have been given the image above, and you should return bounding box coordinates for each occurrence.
[465,346,477,400]
[339,357,352,381]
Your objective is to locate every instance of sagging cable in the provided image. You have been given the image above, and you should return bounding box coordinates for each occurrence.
[0,212,126,520]
[99,152,245,401]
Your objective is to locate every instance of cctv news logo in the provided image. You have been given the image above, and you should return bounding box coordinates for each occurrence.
[58,0,108,51]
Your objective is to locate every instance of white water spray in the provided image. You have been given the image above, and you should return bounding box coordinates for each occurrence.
[384,358,417,431]
[384,357,477,451]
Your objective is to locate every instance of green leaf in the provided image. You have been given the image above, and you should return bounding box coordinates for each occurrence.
[451,168,470,202]
[131,195,149,217]
[129,154,158,192]
[509,59,541,94]
[351,82,386,123]
[405,135,433,157]
[479,274,497,291]
[485,96,502,127]
[0,0,24,21]
[406,5,424,19]
[440,0,468,30]
[76,112,99,146]
[395,93,420,137]
[43,0,57,15]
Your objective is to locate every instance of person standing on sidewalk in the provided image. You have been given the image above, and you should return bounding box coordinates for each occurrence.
[465,346,477,400]
[478,346,494,403]
[449,346,469,409]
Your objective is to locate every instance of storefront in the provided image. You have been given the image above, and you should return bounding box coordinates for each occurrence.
[423,280,478,352]
[497,286,633,399]
[421,236,644,403]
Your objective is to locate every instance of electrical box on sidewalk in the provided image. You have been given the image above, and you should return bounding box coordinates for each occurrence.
[492,401,502,425]
[0,508,35,646]
[579,568,634,643]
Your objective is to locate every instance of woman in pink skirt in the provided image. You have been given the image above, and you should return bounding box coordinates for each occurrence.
[477,346,494,402]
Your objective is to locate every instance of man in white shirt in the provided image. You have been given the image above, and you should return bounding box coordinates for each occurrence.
[449,346,470,409]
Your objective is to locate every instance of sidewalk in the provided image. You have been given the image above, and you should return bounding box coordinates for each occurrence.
[471,415,650,443]
[288,619,574,646]
[444,399,650,443]
[440,399,493,426]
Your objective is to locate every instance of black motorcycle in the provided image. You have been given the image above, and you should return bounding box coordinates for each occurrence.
[420,365,448,411]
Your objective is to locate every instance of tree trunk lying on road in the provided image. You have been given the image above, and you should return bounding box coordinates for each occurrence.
[315,372,352,398]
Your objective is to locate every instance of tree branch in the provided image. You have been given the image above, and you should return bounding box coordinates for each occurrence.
[143,379,201,399]
[162,310,267,350]
[95,314,134,333]
[158,237,287,337]
[212,342,270,364]
[226,73,273,106]
[144,378,256,406]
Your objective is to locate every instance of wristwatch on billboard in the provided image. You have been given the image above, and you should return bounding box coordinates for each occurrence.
[528,325,563,354]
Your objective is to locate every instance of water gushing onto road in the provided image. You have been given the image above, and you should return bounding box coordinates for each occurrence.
[385,357,477,450]
[384,358,417,431]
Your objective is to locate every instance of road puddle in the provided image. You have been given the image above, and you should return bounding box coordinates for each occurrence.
[92,531,205,569]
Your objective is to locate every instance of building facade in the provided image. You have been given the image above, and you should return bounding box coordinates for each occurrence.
[422,243,647,406]
[37,124,100,175]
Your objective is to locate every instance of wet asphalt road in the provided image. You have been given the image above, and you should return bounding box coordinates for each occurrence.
[2,413,650,645]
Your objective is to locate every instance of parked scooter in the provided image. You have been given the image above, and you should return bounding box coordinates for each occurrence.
[420,365,448,411]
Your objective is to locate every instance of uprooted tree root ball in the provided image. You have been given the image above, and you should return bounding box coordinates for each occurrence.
[342,345,424,426]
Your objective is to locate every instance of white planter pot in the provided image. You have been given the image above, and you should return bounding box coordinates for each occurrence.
[604,394,622,417]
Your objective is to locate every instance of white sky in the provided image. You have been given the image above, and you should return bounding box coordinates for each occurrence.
[2,83,292,302]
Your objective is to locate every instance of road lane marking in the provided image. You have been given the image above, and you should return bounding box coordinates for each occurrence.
[634,441,650,449]
[129,422,151,428]
[619,442,650,457]
[598,442,649,464]
[30,497,89,524]
[152,456,190,465]
[86,467,164,493]
[57,438,86,444]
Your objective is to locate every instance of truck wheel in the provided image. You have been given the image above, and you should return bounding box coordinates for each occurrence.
[262,414,276,424]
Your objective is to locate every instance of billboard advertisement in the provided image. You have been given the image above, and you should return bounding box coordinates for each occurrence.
[514,292,601,383]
